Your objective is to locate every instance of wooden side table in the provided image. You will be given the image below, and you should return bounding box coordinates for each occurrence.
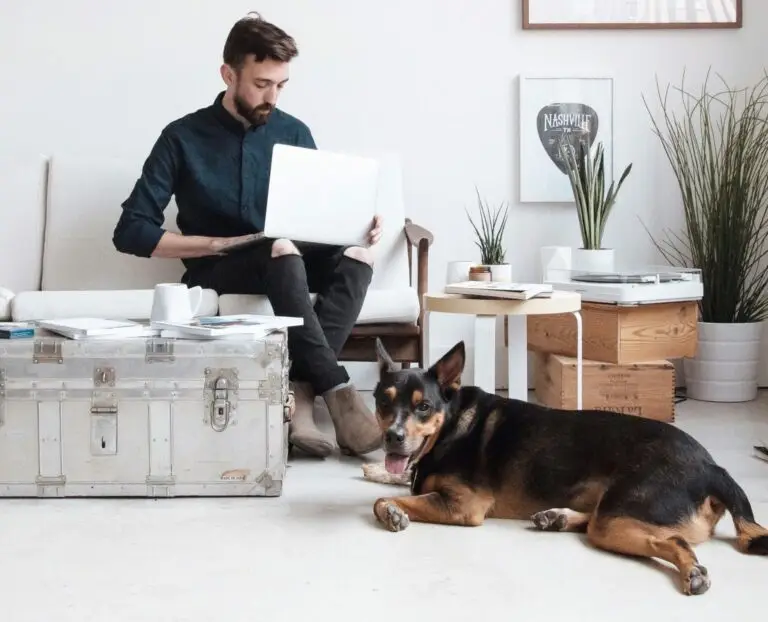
[423,291,583,408]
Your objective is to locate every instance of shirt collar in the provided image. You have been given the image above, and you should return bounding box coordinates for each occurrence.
[211,91,270,134]
[211,91,246,133]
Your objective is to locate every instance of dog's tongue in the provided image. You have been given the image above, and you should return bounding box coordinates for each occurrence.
[385,454,409,474]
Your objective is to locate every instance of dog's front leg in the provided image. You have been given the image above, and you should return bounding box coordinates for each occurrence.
[362,462,411,487]
[373,488,492,532]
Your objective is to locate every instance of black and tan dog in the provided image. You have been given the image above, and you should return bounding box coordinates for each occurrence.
[364,339,768,596]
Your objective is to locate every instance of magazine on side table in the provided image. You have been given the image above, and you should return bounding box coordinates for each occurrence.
[444,281,554,300]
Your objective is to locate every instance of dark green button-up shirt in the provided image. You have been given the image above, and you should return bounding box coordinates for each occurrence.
[112,91,316,275]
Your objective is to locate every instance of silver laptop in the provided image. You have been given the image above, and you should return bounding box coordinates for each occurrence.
[262,144,380,247]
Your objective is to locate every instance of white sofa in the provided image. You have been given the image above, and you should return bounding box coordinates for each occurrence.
[0,154,426,358]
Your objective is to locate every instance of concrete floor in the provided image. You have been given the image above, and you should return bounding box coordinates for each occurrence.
[1,391,767,621]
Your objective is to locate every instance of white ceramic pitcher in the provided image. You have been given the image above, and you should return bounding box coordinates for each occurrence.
[150,283,203,323]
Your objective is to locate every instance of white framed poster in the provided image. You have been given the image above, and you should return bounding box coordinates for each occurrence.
[522,0,742,29]
[519,76,614,203]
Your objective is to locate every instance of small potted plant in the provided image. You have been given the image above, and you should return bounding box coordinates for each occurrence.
[558,138,632,273]
[466,187,511,281]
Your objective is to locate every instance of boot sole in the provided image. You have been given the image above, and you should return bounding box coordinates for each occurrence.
[290,436,334,458]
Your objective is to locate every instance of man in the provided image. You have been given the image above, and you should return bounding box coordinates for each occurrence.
[113,13,382,459]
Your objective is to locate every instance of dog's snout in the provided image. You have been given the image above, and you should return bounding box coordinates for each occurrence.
[386,428,405,444]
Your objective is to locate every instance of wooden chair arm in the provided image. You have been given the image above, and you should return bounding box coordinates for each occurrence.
[403,218,432,329]
[404,218,434,247]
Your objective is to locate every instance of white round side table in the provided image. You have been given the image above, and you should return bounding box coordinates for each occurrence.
[422,291,583,408]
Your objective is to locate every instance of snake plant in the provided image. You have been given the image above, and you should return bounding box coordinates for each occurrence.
[558,139,633,250]
[466,186,509,265]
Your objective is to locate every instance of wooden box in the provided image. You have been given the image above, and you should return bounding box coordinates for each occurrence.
[533,352,676,422]
[526,300,698,364]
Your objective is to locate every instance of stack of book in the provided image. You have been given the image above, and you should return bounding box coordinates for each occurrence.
[0,322,36,339]
[35,318,158,339]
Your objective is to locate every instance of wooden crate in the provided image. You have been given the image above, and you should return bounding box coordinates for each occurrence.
[526,300,698,364]
[533,352,676,422]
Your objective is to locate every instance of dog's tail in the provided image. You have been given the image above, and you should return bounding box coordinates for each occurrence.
[708,464,768,554]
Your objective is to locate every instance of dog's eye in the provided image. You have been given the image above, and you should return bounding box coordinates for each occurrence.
[414,402,431,414]
[376,392,392,406]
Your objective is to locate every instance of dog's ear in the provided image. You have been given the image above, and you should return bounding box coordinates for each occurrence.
[375,337,396,375]
[427,341,465,389]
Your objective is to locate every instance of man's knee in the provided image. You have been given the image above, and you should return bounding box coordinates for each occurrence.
[343,246,374,266]
[271,239,300,258]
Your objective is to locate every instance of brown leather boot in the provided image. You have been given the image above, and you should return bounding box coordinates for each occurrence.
[289,381,334,458]
[323,384,382,456]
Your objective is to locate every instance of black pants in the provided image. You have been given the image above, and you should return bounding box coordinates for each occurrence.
[185,240,373,395]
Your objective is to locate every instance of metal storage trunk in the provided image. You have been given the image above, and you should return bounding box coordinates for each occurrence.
[0,331,293,498]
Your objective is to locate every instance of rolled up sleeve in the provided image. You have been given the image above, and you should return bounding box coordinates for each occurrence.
[113,129,179,258]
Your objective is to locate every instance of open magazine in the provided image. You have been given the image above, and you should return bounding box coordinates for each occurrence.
[151,314,304,338]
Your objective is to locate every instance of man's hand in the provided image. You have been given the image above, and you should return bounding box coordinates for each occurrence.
[367,214,383,247]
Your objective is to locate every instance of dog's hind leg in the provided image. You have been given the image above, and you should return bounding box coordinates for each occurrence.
[531,508,591,532]
[587,515,711,596]
[373,477,494,532]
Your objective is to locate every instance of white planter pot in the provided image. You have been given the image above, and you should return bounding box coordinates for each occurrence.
[488,263,512,282]
[683,321,763,402]
[572,248,615,273]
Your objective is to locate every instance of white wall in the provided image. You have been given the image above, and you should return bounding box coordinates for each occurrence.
[2,0,768,389]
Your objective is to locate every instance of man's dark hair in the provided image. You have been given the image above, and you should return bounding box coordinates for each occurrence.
[223,12,298,69]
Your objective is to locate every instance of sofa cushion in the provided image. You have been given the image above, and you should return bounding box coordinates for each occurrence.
[365,152,411,291]
[218,288,420,325]
[41,155,186,291]
[0,156,47,294]
[11,289,219,322]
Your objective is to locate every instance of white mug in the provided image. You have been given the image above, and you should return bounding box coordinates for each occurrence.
[150,283,203,323]
[446,260,474,285]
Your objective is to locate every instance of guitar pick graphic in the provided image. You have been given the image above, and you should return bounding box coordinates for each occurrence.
[537,103,599,175]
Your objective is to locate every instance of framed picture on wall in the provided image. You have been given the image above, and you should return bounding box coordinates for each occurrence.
[522,0,742,30]
[519,76,614,203]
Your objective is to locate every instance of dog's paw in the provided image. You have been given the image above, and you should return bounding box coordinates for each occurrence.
[374,499,410,532]
[531,509,568,532]
[684,564,711,596]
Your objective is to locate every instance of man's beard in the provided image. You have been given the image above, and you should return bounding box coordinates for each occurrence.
[234,94,274,126]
